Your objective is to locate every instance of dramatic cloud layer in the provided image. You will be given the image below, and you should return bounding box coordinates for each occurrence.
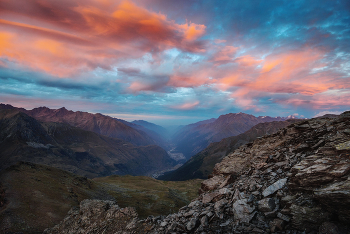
[0,0,349,124]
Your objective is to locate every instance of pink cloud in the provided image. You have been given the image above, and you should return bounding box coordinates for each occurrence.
[170,101,200,110]
[0,0,207,77]
[209,45,238,65]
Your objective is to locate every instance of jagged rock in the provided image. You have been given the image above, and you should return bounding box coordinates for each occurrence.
[314,179,350,222]
[291,155,350,189]
[258,198,276,212]
[277,212,290,222]
[200,215,208,227]
[188,200,203,208]
[270,218,285,232]
[200,175,225,192]
[290,204,330,231]
[319,222,340,234]
[202,191,220,204]
[262,178,287,197]
[232,199,256,223]
[214,198,228,217]
[335,141,350,151]
[44,200,142,234]
[186,217,198,231]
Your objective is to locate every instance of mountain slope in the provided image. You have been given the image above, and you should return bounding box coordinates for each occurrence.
[172,113,294,158]
[46,111,350,233]
[160,119,300,181]
[0,162,201,233]
[132,120,169,138]
[0,109,175,177]
[120,119,171,150]
[0,104,161,147]
[27,106,157,146]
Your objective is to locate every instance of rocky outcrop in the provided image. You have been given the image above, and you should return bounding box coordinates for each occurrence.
[46,111,350,233]
[44,200,145,234]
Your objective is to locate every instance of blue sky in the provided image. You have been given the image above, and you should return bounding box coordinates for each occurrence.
[0,0,349,125]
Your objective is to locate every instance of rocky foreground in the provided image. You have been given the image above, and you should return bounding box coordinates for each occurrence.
[45,112,350,233]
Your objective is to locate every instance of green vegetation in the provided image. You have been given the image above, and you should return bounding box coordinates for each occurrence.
[0,162,201,233]
[94,175,202,218]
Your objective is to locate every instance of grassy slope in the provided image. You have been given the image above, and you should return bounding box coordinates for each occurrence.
[94,175,201,218]
[0,162,201,233]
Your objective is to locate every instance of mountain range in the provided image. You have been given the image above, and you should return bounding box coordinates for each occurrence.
[171,112,298,159]
[160,119,300,181]
[0,109,175,177]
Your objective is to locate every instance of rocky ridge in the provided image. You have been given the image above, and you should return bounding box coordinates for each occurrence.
[45,112,350,233]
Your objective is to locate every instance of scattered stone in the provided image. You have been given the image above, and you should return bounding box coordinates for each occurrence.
[269,218,285,232]
[258,198,276,212]
[277,212,290,222]
[262,178,287,197]
[200,215,208,227]
[186,217,198,231]
[232,199,256,223]
[201,175,225,192]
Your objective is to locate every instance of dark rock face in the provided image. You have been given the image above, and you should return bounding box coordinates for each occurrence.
[45,111,350,233]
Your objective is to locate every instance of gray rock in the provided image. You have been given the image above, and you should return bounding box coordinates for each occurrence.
[188,200,202,208]
[232,199,256,223]
[200,215,208,227]
[186,218,198,231]
[202,192,220,204]
[160,221,168,227]
[277,212,290,222]
[262,178,287,197]
[258,198,275,212]
[214,198,228,214]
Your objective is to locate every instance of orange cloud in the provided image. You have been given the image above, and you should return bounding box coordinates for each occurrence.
[0,0,206,77]
[210,45,238,65]
[234,55,261,67]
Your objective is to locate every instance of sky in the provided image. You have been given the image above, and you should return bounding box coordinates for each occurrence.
[0,0,349,125]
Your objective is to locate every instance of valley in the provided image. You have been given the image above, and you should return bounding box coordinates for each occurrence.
[1,103,349,233]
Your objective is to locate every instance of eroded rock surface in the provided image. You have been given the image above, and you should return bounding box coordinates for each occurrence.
[46,111,350,233]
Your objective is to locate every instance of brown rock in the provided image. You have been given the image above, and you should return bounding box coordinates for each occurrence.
[201,175,225,192]
[269,218,285,232]
[258,198,276,212]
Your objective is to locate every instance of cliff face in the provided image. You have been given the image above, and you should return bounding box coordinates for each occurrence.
[46,111,350,233]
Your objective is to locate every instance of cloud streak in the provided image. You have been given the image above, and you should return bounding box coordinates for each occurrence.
[0,0,349,123]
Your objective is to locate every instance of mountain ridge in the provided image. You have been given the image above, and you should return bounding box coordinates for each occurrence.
[172,112,299,159]
[0,104,161,147]
[0,109,175,177]
[160,119,301,181]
